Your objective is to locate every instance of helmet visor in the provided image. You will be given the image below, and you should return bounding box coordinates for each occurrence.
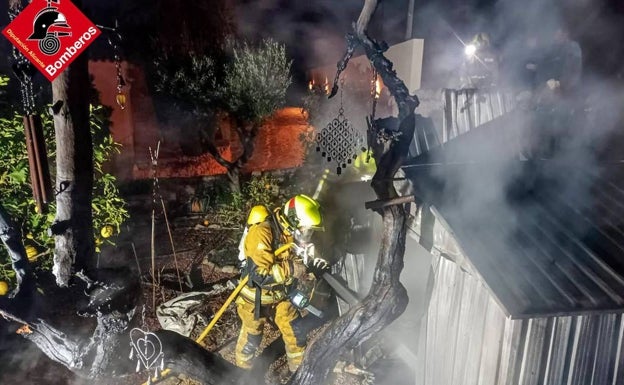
[294,228,314,244]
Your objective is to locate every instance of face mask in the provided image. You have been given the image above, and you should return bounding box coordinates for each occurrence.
[294,228,314,244]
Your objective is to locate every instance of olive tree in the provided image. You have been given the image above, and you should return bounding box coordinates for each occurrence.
[153,39,292,192]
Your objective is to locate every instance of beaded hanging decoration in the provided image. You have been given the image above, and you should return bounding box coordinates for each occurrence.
[315,79,365,175]
[129,328,165,385]
[97,21,126,110]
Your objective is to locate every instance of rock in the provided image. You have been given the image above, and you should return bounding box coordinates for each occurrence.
[220,265,238,274]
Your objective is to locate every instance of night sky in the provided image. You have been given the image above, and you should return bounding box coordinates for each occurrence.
[0,0,622,90]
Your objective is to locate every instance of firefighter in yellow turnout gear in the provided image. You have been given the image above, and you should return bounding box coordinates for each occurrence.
[235,195,328,373]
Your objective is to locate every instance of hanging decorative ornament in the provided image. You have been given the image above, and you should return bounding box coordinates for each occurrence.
[113,29,127,110]
[129,328,166,385]
[315,77,365,175]
[115,74,127,110]
[99,21,127,110]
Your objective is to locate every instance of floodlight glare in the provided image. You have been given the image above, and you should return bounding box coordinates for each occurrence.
[464,44,477,56]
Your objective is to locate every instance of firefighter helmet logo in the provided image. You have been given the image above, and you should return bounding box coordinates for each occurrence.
[2,0,100,81]
[28,1,72,55]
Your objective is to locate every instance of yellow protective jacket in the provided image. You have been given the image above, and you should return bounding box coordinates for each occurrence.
[239,220,299,305]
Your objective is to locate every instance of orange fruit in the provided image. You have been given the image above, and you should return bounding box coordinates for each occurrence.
[0,281,8,296]
[100,225,114,239]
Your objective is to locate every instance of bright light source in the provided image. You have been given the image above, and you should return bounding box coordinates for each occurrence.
[464,44,477,57]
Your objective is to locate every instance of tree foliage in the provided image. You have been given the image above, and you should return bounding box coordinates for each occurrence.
[152,38,292,123]
[223,39,292,123]
[152,53,218,117]
[0,76,128,285]
[151,38,292,191]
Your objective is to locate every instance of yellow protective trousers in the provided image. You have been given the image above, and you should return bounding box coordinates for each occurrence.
[235,296,306,372]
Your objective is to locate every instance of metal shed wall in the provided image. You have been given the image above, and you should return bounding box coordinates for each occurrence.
[422,255,624,385]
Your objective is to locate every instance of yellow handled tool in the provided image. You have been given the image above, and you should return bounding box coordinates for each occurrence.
[143,243,293,384]
[196,275,249,345]
[194,243,291,344]
[142,275,249,385]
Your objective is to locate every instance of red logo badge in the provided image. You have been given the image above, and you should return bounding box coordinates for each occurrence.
[2,0,101,81]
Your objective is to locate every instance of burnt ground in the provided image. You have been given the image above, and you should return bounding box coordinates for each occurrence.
[0,186,404,385]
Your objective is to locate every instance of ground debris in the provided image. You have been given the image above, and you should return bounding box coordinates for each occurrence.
[333,362,375,385]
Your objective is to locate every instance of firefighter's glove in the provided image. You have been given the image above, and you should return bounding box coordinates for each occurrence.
[238,259,248,275]
[307,258,330,279]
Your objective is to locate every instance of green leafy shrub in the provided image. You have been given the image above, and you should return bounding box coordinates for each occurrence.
[0,77,128,283]
[212,174,282,227]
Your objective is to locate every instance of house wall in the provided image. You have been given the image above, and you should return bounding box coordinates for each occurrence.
[421,252,624,385]
[90,61,308,181]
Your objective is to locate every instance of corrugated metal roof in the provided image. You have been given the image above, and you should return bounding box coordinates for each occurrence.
[407,89,517,158]
[402,112,624,318]
[422,255,624,385]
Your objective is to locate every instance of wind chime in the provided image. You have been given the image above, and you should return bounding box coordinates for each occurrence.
[8,6,52,214]
[315,77,365,175]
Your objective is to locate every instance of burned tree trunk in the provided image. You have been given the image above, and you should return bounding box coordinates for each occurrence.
[0,268,242,384]
[50,0,95,287]
[291,0,419,383]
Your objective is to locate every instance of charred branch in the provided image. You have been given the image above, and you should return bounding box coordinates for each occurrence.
[292,205,409,385]
[293,1,418,383]
[1,313,243,383]
[0,266,241,383]
[355,0,379,37]
[364,195,416,210]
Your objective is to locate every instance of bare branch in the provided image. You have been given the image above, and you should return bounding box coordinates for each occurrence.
[292,1,417,383]
[355,0,379,37]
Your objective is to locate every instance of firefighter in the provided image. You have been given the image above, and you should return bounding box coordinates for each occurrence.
[235,195,329,373]
[461,32,499,89]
